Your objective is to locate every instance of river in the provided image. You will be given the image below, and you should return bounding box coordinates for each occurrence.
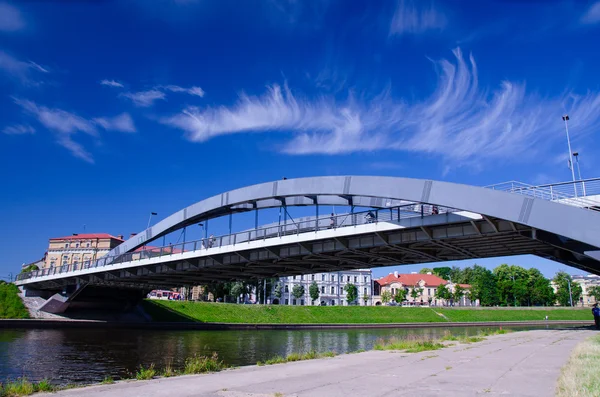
[0,325,579,385]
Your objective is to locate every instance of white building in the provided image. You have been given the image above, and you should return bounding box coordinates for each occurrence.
[271,269,373,306]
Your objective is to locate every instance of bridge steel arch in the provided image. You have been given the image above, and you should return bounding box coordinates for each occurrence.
[109,175,600,271]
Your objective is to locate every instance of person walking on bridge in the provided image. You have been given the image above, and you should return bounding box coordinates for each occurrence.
[592,303,600,329]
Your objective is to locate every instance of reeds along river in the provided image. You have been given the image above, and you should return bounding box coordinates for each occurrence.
[0,325,578,385]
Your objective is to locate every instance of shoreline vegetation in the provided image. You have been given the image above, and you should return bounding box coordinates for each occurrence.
[142,300,592,324]
[0,283,29,320]
[556,334,600,397]
[0,327,512,397]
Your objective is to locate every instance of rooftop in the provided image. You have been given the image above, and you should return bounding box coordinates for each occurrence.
[50,233,124,241]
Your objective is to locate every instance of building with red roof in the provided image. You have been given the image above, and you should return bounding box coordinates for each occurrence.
[373,271,476,307]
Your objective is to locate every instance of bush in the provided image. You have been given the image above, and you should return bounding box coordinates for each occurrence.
[135,364,156,380]
[0,284,29,319]
[183,353,225,374]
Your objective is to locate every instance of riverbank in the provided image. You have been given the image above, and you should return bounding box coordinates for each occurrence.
[142,300,593,324]
[35,328,592,397]
[0,283,29,319]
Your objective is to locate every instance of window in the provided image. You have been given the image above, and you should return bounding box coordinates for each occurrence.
[364,287,367,295]
[300,299,304,306]
[354,276,357,283]
[322,274,325,281]
[285,299,289,305]
[285,285,289,293]
[341,300,344,306]
[311,274,315,280]
[293,299,296,305]
[86,242,91,248]
[391,288,395,295]
[300,275,303,280]
[364,276,368,283]
[331,286,335,294]
[75,243,80,248]
[50,261,56,268]
[331,300,336,306]
[293,275,296,280]
[65,243,69,249]
[428,288,431,296]
[331,275,335,282]
[321,286,325,293]
[84,260,90,267]
[347,276,350,282]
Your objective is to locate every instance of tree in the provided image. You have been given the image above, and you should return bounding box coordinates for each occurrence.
[309,281,320,304]
[494,264,529,306]
[419,268,433,274]
[273,283,283,299]
[292,284,305,301]
[527,269,554,306]
[435,284,451,305]
[410,287,423,302]
[20,264,39,274]
[588,286,600,303]
[344,283,358,304]
[468,265,498,306]
[553,271,582,306]
[394,288,407,303]
[433,267,452,280]
[453,285,465,306]
[381,290,392,304]
[230,282,245,303]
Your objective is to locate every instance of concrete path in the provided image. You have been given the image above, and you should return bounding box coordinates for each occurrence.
[42,328,593,397]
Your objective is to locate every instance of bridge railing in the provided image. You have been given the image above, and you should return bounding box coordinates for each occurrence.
[16,204,459,282]
[487,178,600,210]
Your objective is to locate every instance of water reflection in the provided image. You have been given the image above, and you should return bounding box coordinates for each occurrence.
[0,325,576,385]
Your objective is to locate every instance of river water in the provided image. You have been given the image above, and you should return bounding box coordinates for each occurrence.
[0,325,578,385]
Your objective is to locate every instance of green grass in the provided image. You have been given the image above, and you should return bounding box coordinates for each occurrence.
[143,300,593,324]
[135,364,156,380]
[0,378,56,396]
[438,308,591,322]
[142,300,445,323]
[183,353,226,374]
[0,284,29,319]
[374,337,445,352]
[101,376,114,385]
[557,334,600,397]
[257,351,337,366]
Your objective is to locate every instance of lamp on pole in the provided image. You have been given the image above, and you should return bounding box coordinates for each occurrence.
[572,152,586,196]
[562,115,578,197]
[146,212,158,230]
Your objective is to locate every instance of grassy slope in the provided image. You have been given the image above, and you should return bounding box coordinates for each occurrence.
[142,301,444,323]
[556,334,600,397]
[143,300,592,324]
[439,308,591,322]
[0,283,30,319]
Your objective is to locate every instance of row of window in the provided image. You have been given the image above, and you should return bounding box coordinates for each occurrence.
[389,287,436,296]
[63,242,92,248]
[283,299,365,306]
[291,274,369,283]
[284,285,369,295]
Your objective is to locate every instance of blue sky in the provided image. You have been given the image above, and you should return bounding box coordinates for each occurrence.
[1,0,600,280]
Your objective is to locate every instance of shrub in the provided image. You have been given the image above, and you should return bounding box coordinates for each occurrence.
[135,364,156,380]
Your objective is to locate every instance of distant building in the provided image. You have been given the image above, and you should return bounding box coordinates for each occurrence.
[43,233,124,270]
[372,271,477,306]
[270,269,373,306]
[572,274,600,306]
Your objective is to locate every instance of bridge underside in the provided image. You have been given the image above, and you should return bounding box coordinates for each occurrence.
[22,215,600,292]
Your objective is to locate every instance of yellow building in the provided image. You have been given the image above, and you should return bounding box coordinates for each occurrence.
[44,233,124,270]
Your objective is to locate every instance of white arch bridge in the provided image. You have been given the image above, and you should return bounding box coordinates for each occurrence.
[15,176,600,305]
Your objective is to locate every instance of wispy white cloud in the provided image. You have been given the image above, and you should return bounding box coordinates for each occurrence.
[121,89,166,107]
[0,2,25,32]
[582,2,600,25]
[162,85,205,97]
[12,98,138,162]
[93,113,136,133]
[389,0,446,36]
[161,48,600,168]
[2,124,34,135]
[0,50,48,85]
[100,79,124,88]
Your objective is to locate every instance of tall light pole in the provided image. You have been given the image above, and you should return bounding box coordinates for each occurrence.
[573,152,586,196]
[562,115,578,197]
[146,212,158,230]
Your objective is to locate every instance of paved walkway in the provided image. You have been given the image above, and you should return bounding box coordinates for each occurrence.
[42,328,593,397]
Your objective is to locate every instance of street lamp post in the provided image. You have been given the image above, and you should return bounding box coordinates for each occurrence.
[567,278,573,307]
[562,115,578,197]
[572,152,586,196]
[146,212,158,230]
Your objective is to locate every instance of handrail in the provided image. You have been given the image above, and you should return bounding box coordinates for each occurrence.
[16,204,458,282]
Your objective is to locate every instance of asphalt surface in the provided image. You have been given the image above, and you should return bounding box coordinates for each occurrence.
[41,328,594,397]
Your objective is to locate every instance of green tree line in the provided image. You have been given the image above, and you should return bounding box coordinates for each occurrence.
[420,265,586,307]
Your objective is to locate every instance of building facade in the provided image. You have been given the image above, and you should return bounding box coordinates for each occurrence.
[43,233,124,270]
[271,269,373,306]
[572,274,600,306]
[373,271,476,306]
